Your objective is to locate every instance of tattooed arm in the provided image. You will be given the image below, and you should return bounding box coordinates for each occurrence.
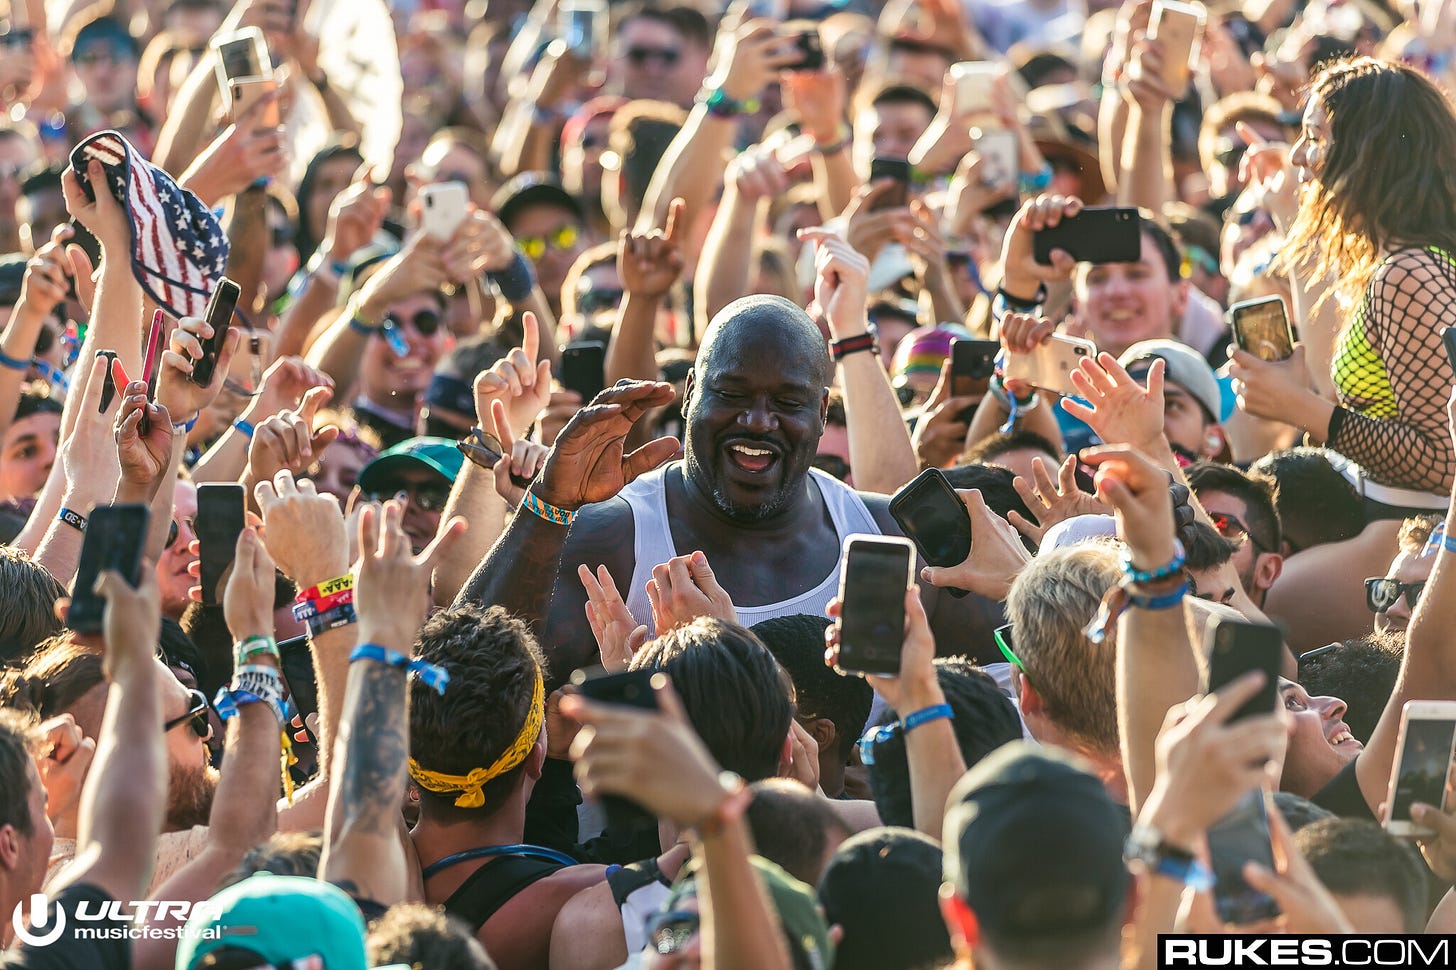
[321,501,465,905]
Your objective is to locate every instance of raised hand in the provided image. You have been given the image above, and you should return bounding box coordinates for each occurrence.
[254,470,349,591]
[1228,344,1322,429]
[114,379,175,492]
[179,88,286,205]
[646,551,739,633]
[578,564,649,673]
[1009,454,1111,544]
[910,362,975,470]
[998,194,1083,299]
[619,198,685,298]
[35,714,95,838]
[244,385,340,484]
[1062,353,1166,453]
[1080,444,1177,568]
[58,355,123,491]
[93,565,163,682]
[917,488,1032,599]
[532,380,679,511]
[800,226,870,339]
[842,181,916,263]
[252,356,335,419]
[222,527,277,641]
[473,311,552,438]
[355,500,466,649]
[61,159,131,258]
[15,229,75,325]
[708,19,800,105]
[441,207,516,282]
[157,314,243,427]
[320,166,391,269]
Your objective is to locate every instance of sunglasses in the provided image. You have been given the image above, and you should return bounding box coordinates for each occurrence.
[1207,510,1269,552]
[647,910,698,954]
[1214,142,1248,167]
[517,225,580,261]
[994,622,1033,682]
[1365,577,1426,613]
[575,286,624,316]
[270,224,295,248]
[383,309,443,337]
[456,427,504,469]
[166,516,196,551]
[857,720,905,767]
[164,688,212,740]
[368,481,452,513]
[625,45,680,67]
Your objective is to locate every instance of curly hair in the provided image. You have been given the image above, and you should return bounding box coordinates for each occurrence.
[1281,58,1456,308]
[410,604,549,819]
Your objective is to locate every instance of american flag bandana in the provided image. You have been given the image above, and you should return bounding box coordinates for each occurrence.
[69,131,229,320]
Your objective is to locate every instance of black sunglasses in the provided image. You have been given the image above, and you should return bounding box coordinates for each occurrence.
[625,46,680,67]
[368,481,452,513]
[1365,577,1426,613]
[576,287,624,316]
[1207,510,1271,553]
[383,309,442,337]
[164,688,211,739]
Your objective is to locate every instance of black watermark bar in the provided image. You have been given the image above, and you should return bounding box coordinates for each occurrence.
[1158,935,1456,968]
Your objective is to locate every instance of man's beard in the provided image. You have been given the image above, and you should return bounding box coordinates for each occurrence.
[166,761,220,832]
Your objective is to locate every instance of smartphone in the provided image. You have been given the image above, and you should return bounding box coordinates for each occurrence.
[1445,327,1456,378]
[211,27,270,86]
[68,504,150,634]
[190,278,240,388]
[561,340,606,404]
[973,127,1018,192]
[278,635,319,726]
[888,469,971,572]
[1002,333,1095,397]
[1148,0,1206,92]
[140,309,166,436]
[1229,295,1295,362]
[571,666,660,829]
[1203,617,1283,723]
[869,157,911,210]
[96,350,118,413]
[784,27,824,71]
[950,338,999,398]
[419,182,471,241]
[559,0,608,61]
[196,484,245,607]
[1033,207,1141,265]
[1206,788,1280,924]
[229,76,281,129]
[1384,701,1456,837]
[949,61,998,116]
[834,535,916,677]
[745,0,789,19]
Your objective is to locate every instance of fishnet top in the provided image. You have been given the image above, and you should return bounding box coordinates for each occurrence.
[1330,248,1456,492]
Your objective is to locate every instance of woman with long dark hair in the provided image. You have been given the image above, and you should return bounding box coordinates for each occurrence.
[1232,57,1456,517]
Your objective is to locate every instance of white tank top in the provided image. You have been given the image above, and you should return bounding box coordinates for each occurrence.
[617,463,882,633]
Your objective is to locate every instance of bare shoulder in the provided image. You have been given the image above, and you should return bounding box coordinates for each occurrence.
[856,490,900,534]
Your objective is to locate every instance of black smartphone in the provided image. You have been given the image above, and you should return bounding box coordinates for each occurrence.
[950,338,999,398]
[1207,789,1280,924]
[1204,617,1283,723]
[570,666,660,829]
[96,350,118,413]
[1443,326,1456,377]
[834,535,915,677]
[196,484,245,607]
[888,469,971,592]
[68,504,150,634]
[786,28,824,70]
[1229,295,1295,362]
[190,278,240,388]
[561,340,606,404]
[1032,206,1140,265]
[868,157,911,210]
[278,635,319,726]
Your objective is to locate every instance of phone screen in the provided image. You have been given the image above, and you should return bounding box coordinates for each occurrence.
[96,350,118,413]
[869,157,910,210]
[561,341,606,404]
[278,636,319,725]
[1207,789,1279,924]
[951,338,998,397]
[197,484,245,607]
[890,470,970,568]
[1390,717,1456,825]
[69,505,150,634]
[570,667,660,831]
[191,279,240,388]
[1204,619,1283,723]
[1231,299,1293,362]
[836,540,911,676]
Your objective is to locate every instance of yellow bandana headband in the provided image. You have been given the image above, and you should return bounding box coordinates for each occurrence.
[408,666,545,808]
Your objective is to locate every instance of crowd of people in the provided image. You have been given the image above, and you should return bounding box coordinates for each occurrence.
[5,0,1456,966]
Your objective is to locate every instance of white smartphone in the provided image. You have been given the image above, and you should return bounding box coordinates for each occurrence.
[834,534,917,678]
[949,61,999,117]
[1003,333,1096,397]
[212,27,271,109]
[559,0,608,62]
[419,182,471,241]
[1148,0,1205,91]
[973,127,1018,191]
[229,76,280,130]
[1384,700,1456,837]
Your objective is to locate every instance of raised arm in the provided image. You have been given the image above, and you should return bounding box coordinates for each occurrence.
[1115,36,1176,213]
[695,150,777,334]
[612,200,685,386]
[0,232,75,446]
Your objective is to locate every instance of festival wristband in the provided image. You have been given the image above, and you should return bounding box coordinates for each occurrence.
[0,348,30,371]
[901,703,954,734]
[172,414,199,434]
[350,643,451,694]
[57,507,87,532]
[234,635,279,667]
[233,418,255,439]
[521,489,576,526]
[294,574,355,604]
[306,602,358,636]
[291,587,354,621]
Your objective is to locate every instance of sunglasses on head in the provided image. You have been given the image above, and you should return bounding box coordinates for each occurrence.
[647,910,698,954]
[517,225,580,261]
[625,45,680,67]
[164,688,212,740]
[1207,510,1269,552]
[1365,577,1426,613]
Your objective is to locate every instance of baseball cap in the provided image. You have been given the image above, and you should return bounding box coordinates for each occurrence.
[818,827,952,970]
[0,254,27,306]
[1118,338,1231,422]
[943,741,1130,940]
[668,857,833,970]
[492,172,584,230]
[176,874,368,970]
[890,323,973,390]
[356,436,463,495]
[1040,513,1118,551]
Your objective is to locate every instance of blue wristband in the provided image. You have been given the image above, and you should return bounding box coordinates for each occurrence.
[233,418,255,439]
[487,251,537,303]
[1121,540,1186,584]
[350,643,451,694]
[1126,581,1190,611]
[0,349,30,371]
[1018,162,1053,194]
[172,415,198,434]
[902,703,954,733]
[1153,853,1214,892]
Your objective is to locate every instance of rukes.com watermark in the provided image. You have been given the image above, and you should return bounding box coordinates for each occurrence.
[12,893,223,946]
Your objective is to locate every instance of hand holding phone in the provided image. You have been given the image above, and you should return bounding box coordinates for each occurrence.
[1384,701,1456,837]
[1203,617,1283,722]
[1229,296,1295,362]
[139,310,166,436]
[570,667,661,830]
[1033,207,1140,265]
[868,157,911,210]
[833,535,916,677]
[190,278,240,387]
[68,504,151,634]
[1002,333,1095,397]
[197,484,246,607]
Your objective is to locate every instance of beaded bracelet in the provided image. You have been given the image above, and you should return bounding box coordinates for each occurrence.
[350,643,451,695]
[1120,540,1186,585]
[521,489,576,526]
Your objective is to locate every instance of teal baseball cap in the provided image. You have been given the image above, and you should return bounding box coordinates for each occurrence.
[356,436,464,496]
[176,874,369,970]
